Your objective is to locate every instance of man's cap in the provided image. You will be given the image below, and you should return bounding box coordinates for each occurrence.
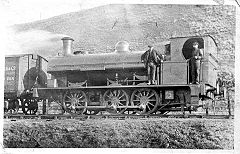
[193,42,199,45]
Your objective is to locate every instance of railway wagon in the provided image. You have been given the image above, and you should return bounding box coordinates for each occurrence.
[4,54,48,114]
[36,35,220,115]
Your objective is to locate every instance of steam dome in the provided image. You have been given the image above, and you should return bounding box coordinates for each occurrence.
[115,41,130,53]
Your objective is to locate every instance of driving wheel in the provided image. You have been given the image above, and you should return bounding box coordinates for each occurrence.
[63,90,87,115]
[103,89,129,114]
[130,88,159,114]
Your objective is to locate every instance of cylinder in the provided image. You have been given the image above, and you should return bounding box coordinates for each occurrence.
[61,37,74,56]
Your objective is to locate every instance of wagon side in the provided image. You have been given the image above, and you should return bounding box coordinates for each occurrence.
[4,54,48,114]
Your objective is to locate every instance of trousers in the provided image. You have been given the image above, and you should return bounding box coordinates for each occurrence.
[147,62,157,84]
[190,58,201,83]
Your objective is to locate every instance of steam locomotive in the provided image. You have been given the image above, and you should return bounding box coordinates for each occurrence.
[4,35,220,115]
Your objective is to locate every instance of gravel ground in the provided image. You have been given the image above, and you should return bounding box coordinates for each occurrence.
[3,118,234,148]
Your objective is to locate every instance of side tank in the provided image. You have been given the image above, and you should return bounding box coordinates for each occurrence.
[47,38,165,87]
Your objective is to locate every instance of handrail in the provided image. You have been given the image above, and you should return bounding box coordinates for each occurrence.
[208,53,219,63]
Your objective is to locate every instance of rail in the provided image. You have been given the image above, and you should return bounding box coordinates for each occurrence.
[4,113,233,120]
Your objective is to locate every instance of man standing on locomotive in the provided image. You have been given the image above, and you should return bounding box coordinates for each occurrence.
[141,45,164,85]
[190,41,203,84]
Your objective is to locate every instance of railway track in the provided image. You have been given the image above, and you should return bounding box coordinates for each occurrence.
[3,113,233,120]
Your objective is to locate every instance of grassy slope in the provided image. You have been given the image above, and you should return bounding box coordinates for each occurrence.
[12,4,235,69]
[3,118,233,149]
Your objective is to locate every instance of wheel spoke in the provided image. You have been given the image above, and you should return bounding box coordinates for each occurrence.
[119,93,125,99]
[136,102,140,106]
[110,91,114,97]
[113,90,117,96]
[78,95,83,99]
[146,104,151,111]
[134,94,141,99]
[146,91,150,97]
[78,101,86,104]
[148,93,154,98]
[78,98,85,102]
[117,90,121,97]
[148,99,157,101]
[66,95,72,99]
[106,94,111,99]
[118,102,124,106]
[80,102,86,106]
[147,102,154,106]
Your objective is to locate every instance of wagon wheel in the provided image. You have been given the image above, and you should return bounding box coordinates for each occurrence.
[4,99,19,114]
[103,89,129,114]
[4,100,8,113]
[130,88,159,114]
[12,99,20,114]
[22,98,38,115]
[63,90,87,115]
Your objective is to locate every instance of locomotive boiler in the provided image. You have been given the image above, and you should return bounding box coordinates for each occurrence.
[35,35,220,115]
[4,54,48,114]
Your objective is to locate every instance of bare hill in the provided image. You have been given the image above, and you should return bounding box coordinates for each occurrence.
[11,4,235,68]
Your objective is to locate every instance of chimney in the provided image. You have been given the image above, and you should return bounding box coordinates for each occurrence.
[61,37,74,56]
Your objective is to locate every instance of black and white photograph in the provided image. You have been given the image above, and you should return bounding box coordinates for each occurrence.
[1,0,239,153]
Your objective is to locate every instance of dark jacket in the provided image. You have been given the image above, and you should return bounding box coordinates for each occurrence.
[192,49,203,60]
[141,49,164,67]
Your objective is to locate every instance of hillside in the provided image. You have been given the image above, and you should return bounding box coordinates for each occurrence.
[11,4,235,69]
